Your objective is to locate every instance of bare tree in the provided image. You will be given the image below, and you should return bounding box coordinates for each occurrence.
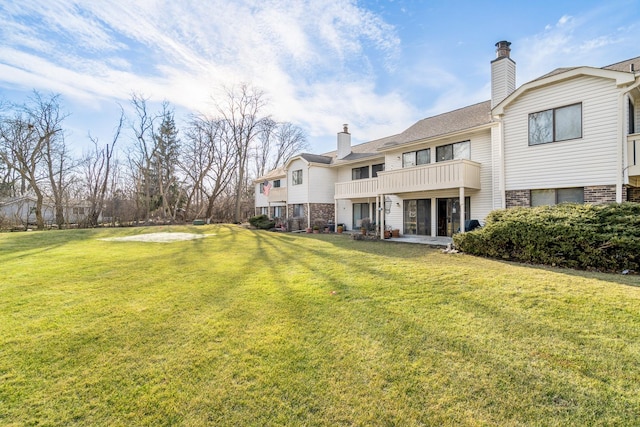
[181,115,236,221]
[0,92,65,229]
[252,117,277,179]
[82,108,123,227]
[271,122,308,170]
[215,84,266,223]
[33,93,72,228]
[127,94,159,224]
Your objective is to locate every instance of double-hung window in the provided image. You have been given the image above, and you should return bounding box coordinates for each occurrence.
[292,170,303,185]
[529,103,582,145]
[292,204,304,217]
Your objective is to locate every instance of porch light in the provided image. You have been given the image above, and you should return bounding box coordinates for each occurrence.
[384,196,392,214]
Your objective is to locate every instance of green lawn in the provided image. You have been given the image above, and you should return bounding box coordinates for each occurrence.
[1,225,639,426]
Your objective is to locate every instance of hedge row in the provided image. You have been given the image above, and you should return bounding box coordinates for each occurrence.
[453,203,640,272]
[248,214,275,230]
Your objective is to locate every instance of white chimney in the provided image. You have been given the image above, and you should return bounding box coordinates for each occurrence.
[337,124,351,159]
[491,41,516,108]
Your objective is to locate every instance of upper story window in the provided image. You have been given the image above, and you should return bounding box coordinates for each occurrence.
[292,169,303,185]
[436,141,470,162]
[372,163,385,177]
[529,103,582,145]
[352,166,369,180]
[273,179,281,188]
[403,148,430,168]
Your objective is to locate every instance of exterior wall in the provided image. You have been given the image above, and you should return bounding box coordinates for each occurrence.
[309,203,335,227]
[505,189,530,208]
[584,185,617,204]
[503,75,620,191]
[379,128,495,233]
[308,166,337,203]
[287,158,309,204]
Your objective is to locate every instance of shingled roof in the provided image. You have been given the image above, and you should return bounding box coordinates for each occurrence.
[395,101,492,145]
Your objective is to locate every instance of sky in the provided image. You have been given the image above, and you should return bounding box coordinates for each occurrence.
[1,0,639,157]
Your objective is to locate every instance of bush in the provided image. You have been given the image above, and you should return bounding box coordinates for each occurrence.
[248,214,275,230]
[453,203,640,272]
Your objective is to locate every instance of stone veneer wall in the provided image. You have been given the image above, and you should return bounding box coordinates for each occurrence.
[628,187,640,202]
[285,203,335,230]
[309,203,335,227]
[505,190,530,208]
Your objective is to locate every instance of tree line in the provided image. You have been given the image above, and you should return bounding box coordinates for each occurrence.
[0,84,307,229]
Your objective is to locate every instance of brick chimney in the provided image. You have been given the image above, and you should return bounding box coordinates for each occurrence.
[491,41,516,108]
[337,124,351,160]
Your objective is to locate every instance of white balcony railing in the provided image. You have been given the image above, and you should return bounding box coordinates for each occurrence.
[267,187,287,203]
[377,159,481,194]
[335,177,379,199]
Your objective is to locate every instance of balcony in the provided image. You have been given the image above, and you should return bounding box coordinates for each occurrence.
[378,159,481,194]
[335,177,379,199]
[628,134,640,186]
[267,187,287,203]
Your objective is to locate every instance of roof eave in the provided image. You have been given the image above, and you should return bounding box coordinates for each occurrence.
[493,66,636,116]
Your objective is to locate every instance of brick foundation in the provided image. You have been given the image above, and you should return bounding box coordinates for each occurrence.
[584,185,617,204]
[505,190,530,208]
[628,187,640,202]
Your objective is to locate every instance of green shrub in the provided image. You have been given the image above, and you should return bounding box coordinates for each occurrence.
[454,203,640,272]
[248,214,275,230]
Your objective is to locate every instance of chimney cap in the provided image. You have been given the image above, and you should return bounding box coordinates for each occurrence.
[342,124,349,134]
[495,40,511,59]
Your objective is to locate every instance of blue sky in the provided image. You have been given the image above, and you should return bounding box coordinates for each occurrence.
[1,0,639,156]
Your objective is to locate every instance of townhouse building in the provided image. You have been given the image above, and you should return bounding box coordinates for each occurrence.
[255,41,640,238]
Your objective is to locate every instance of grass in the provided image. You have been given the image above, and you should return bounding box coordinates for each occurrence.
[1,225,639,426]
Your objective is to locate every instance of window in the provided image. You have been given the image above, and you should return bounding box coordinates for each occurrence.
[292,169,303,185]
[292,204,304,217]
[402,149,430,167]
[273,179,281,188]
[352,166,369,180]
[531,188,584,206]
[629,99,636,134]
[72,207,85,215]
[273,206,284,219]
[260,207,268,215]
[436,141,470,162]
[372,163,385,177]
[529,103,582,145]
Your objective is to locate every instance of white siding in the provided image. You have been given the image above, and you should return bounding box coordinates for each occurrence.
[309,166,337,203]
[379,128,495,228]
[287,159,308,204]
[503,75,620,190]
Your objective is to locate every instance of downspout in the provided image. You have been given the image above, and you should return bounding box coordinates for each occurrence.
[306,164,311,229]
[618,77,640,202]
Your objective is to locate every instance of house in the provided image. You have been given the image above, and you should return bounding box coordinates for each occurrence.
[255,41,640,238]
[0,195,98,228]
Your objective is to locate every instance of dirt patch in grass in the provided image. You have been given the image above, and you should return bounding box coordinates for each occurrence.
[99,232,215,243]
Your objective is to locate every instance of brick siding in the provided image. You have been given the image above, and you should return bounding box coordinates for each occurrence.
[628,187,640,202]
[584,185,616,204]
[505,190,530,208]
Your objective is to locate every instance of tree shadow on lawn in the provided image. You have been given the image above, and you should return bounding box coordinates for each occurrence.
[0,228,102,262]
[483,257,640,288]
[249,229,640,290]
